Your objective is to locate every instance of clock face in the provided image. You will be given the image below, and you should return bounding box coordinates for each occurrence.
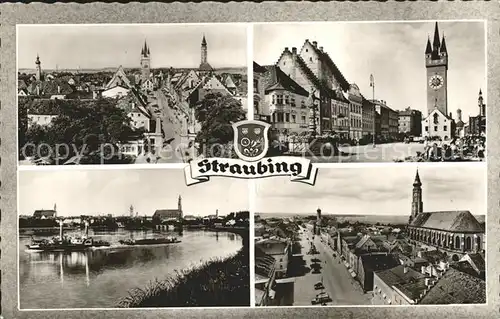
[429,75,444,90]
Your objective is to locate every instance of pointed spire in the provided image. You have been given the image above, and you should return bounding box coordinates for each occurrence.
[479,88,482,95]
[413,169,422,187]
[202,34,207,46]
[425,37,432,54]
[433,22,441,51]
[142,40,148,56]
[440,35,447,54]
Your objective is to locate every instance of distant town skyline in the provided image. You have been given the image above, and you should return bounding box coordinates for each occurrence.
[17,24,247,70]
[256,165,486,216]
[254,20,486,118]
[19,169,249,217]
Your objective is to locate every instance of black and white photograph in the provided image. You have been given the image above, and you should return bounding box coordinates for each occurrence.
[253,21,486,163]
[254,165,486,306]
[18,169,250,309]
[17,24,249,165]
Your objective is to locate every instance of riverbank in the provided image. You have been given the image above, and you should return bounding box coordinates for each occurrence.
[117,243,249,307]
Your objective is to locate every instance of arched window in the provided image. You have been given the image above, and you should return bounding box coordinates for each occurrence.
[455,236,461,249]
[476,236,481,251]
[465,237,472,251]
[433,113,439,124]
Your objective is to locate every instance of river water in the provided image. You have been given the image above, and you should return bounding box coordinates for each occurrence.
[19,229,243,309]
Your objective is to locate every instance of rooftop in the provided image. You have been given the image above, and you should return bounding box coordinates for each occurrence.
[419,268,486,304]
[410,211,484,233]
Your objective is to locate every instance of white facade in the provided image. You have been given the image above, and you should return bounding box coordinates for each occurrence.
[267,90,310,135]
[102,86,130,99]
[28,114,57,128]
[128,111,150,131]
[422,108,452,140]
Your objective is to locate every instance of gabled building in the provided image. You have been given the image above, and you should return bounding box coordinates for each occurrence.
[152,196,183,222]
[255,237,291,278]
[373,265,428,305]
[407,170,485,260]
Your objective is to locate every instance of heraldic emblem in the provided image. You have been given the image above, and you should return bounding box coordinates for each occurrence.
[232,120,271,162]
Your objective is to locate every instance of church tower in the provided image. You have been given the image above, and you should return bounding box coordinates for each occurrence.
[35,54,42,81]
[410,170,423,224]
[425,22,448,116]
[478,88,486,117]
[140,40,151,81]
[178,195,182,212]
[201,35,207,65]
[54,203,57,218]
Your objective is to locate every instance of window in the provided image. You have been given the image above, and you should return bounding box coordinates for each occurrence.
[425,126,429,132]
[434,126,438,132]
[310,57,313,62]
[292,114,296,123]
[284,95,289,105]
[301,115,306,123]
[443,125,447,131]
[285,113,290,122]
[277,112,284,122]
[291,96,296,105]
[277,95,283,105]
[301,100,306,108]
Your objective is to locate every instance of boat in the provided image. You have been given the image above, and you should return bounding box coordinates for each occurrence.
[25,221,110,252]
[118,236,181,246]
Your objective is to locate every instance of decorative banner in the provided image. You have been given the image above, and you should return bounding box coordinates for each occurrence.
[184,156,318,186]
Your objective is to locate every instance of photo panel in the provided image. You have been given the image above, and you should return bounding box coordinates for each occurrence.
[18,169,250,309]
[17,23,249,166]
[253,21,486,163]
[254,165,486,306]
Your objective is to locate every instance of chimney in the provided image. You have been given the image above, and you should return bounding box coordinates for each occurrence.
[449,112,452,119]
[312,41,318,48]
[284,47,289,52]
[292,47,297,55]
[319,46,324,52]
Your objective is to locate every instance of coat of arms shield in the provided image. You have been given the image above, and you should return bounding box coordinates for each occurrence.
[232,120,271,162]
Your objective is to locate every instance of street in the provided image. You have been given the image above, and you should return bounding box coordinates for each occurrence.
[309,142,425,163]
[292,228,371,306]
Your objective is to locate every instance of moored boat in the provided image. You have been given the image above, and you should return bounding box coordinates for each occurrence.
[118,236,181,246]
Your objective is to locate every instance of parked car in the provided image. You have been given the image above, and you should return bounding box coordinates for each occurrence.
[314,282,325,290]
[311,292,332,305]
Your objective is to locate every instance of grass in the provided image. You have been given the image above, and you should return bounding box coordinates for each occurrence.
[117,247,249,308]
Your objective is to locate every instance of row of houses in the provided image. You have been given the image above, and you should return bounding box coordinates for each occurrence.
[253,40,401,141]
[321,228,486,305]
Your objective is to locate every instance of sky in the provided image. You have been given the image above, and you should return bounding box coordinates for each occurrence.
[17,24,247,70]
[19,169,249,217]
[254,20,486,119]
[255,165,486,216]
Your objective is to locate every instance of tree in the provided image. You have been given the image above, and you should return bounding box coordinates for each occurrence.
[20,97,145,164]
[194,93,246,158]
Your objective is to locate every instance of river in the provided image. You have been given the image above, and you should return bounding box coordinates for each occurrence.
[19,228,243,309]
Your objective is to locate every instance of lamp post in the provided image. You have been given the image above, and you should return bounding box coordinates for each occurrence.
[370,74,376,148]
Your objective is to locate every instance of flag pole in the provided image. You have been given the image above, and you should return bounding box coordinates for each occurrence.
[370,74,376,148]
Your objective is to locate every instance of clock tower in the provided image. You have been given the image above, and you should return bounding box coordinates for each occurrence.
[410,170,423,225]
[425,22,448,116]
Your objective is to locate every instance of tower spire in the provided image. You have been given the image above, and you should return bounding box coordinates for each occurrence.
[440,35,448,54]
[425,37,432,55]
[202,34,207,46]
[432,21,441,52]
[413,169,422,187]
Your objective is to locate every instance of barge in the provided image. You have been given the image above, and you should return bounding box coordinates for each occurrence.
[118,236,181,246]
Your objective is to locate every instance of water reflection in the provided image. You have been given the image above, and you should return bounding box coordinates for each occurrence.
[20,229,242,309]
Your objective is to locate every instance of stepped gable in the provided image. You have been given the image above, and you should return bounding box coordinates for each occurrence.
[304,39,350,91]
[419,268,486,304]
[263,65,309,97]
[410,211,483,232]
[293,54,333,98]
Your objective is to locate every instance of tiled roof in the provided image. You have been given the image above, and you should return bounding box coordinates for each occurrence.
[394,278,428,301]
[410,211,483,232]
[294,54,333,98]
[419,268,486,304]
[153,209,181,218]
[199,62,214,72]
[419,250,447,264]
[253,61,267,73]
[467,253,485,272]
[263,65,309,97]
[255,246,275,278]
[305,40,350,91]
[375,265,425,287]
[451,261,481,279]
[33,210,56,217]
[360,254,400,272]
